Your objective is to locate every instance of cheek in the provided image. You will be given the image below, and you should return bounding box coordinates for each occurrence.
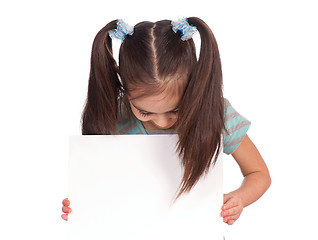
[130,108,140,119]
[171,113,178,119]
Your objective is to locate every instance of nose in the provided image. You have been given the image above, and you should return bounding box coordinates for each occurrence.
[152,114,176,129]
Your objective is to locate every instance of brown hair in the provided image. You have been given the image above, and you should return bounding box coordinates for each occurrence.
[81,17,225,200]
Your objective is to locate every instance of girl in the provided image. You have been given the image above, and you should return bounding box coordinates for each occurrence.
[61,17,271,226]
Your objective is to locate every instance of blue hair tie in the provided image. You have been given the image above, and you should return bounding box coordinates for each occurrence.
[109,19,134,41]
[171,18,197,41]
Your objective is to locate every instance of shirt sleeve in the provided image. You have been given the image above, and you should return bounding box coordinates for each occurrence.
[223,98,251,155]
[116,103,147,134]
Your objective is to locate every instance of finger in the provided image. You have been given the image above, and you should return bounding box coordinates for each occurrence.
[61,214,68,221]
[227,219,235,225]
[225,213,241,222]
[62,206,72,214]
[222,205,242,217]
[223,198,240,210]
[222,194,233,210]
[62,198,70,206]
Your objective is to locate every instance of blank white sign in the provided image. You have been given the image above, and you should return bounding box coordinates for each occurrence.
[67,135,223,240]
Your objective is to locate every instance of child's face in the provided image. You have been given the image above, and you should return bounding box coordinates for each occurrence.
[128,88,181,130]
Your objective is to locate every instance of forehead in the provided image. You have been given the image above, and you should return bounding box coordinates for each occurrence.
[129,84,184,113]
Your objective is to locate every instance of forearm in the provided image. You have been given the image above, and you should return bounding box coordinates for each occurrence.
[229,171,271,208]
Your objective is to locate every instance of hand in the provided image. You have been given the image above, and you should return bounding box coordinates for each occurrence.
[61,198,72,221]
[221,193,243,225]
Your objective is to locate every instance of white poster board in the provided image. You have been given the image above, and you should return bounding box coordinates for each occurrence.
[68,135,224,240]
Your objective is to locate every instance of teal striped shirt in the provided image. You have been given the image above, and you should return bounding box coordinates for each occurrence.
[116,98,251,155]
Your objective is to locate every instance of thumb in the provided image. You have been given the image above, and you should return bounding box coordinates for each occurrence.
[223,193,232,204]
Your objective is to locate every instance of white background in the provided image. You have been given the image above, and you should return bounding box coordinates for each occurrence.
[0,0,317,239]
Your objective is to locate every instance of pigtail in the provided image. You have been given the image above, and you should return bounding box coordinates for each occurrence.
[175,17,225,199]
[81,20,123,135]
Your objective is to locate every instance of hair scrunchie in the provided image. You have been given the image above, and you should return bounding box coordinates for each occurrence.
[108,19,134,41]
[171,18,197,41]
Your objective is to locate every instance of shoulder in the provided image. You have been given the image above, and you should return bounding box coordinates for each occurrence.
[223,98,251,155]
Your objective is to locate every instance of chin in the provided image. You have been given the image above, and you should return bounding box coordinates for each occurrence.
[151,121,176,130]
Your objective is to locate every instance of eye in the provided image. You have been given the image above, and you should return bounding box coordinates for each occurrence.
[138,110,151,117]
[170,109,179,114]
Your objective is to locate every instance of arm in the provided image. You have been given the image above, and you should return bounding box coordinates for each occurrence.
[221,134,271,224]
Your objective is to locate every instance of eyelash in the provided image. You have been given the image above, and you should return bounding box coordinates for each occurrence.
[138,109,178,117]
[139,111,151,117]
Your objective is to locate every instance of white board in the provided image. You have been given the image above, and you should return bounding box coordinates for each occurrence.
[67,135,224,240]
